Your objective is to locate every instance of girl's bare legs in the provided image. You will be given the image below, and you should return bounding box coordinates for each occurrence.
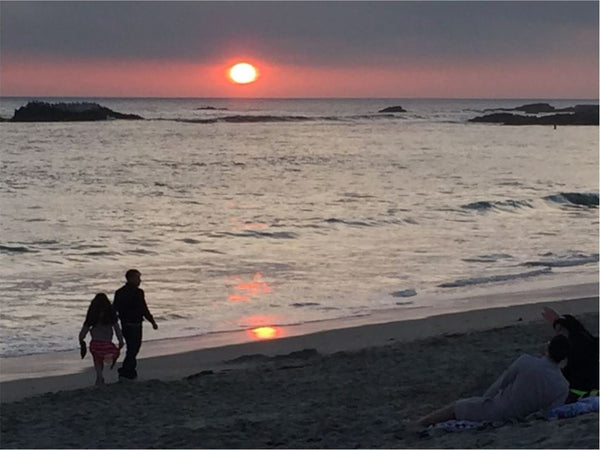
[416,402,456,426]
[93,355,104,385]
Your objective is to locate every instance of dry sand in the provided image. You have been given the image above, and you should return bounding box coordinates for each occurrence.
[1,296,598,448]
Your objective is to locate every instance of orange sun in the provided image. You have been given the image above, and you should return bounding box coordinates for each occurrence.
[228,62,258,84]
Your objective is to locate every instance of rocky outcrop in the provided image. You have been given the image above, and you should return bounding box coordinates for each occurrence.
[378,105,406,113]
[10,101,143,122]
[470,104,598,125]
[483,103,561,114]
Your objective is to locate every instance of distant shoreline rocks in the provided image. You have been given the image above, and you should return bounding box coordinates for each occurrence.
[470,103,598,125]
[5,101,144,122]
[378,105,406,113]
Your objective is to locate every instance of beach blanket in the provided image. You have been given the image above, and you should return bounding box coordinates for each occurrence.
[547,396,599,419]
[429,397,599,433]
[428,419,502,432]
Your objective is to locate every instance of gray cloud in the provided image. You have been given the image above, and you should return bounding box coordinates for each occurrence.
[1,1,598,66]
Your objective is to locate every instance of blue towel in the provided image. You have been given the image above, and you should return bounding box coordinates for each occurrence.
[548,396,599,419]
[430,397,599,432]
[428,419,499,432]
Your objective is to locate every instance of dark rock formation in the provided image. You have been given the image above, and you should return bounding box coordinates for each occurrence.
[196,106,228,110]
[483,103,575,114]
[378,105,406,113]
[512,103,558,114]
[10,101,143,122]
[470,104,598,125]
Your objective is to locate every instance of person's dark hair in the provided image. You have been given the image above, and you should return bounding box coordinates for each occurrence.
[84,293,117,327]
[125,269,140,282]
[553,315,590,335]
[548,334,570,363]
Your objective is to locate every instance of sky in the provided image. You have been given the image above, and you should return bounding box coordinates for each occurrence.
[1,1,598,98]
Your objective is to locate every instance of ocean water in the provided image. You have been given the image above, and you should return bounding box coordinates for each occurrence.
[1,97,598,357]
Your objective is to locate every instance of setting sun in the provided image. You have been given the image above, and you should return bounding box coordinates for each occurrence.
[228,62,258,84]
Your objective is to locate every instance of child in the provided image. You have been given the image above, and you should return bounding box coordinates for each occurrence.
[79,293,124,385]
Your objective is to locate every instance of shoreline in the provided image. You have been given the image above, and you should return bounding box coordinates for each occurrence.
[2,277,596,361]
[1,281,597,404]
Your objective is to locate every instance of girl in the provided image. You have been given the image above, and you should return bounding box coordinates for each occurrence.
[79,293,124,385]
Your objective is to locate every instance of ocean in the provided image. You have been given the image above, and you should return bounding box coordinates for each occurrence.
[1,97,598,357]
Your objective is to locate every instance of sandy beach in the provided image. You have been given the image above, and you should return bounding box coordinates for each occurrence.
[1,292,598,448]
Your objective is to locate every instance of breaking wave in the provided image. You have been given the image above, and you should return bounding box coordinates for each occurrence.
[522,252,599,268]
[171,113,401,124]
[0,244,36,254]
[543,192,599,207]
[438,268,552,288]
[461,199,534,211]
[462,191,598,212]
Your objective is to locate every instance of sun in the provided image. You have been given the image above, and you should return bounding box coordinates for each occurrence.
[228,62,258,84]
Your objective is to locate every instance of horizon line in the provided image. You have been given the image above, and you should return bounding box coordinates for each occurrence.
[1,95,598,101]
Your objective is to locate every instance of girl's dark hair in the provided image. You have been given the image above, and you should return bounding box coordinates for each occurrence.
[84,293,117,327]
[548,334,570,363]
[553,314,593,337]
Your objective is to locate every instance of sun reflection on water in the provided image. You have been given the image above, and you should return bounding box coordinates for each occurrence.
[249,326,281,340]
[228,272,272,302]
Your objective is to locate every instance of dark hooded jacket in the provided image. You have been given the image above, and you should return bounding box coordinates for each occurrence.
[554,315,599,391]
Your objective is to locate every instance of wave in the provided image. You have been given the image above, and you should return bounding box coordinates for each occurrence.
[438,267,552,288]
[326,218,372,227]
[217,230,298,239]
[325,217,409,227]
[0,244,36,254]
[390,288,417,297]
[176,114,321,124]
[290,302,321,308]
[169,113,402,124]
[127,249,157,255]
[543,192,599,207]
[462,191,598,212]
[522,252,599,268]
[179,238,201,244]
[461,199,534,211]
[462,253,513,263]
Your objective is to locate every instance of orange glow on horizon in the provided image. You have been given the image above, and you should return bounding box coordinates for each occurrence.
[1,56,597,98]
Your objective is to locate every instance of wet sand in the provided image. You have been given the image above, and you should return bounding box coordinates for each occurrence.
[0,293,598,448]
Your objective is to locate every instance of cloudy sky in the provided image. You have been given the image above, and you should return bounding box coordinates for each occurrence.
[1,1,598,98]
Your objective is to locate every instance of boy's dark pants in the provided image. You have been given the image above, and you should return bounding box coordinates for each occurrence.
[119,323,142,379]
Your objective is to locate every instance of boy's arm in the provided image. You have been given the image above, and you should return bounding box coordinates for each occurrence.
[140,290,158,329]
[113,322,124,348]
[112,291,121,319]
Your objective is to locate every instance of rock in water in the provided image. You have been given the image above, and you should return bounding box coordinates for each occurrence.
[11,101,143,122]
[469,105,598,125]
[378,105,406,113]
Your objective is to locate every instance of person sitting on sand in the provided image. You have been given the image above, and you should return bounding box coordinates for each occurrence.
[79,293,124,386]
[417,335,570,427]
[542,307,599,402]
